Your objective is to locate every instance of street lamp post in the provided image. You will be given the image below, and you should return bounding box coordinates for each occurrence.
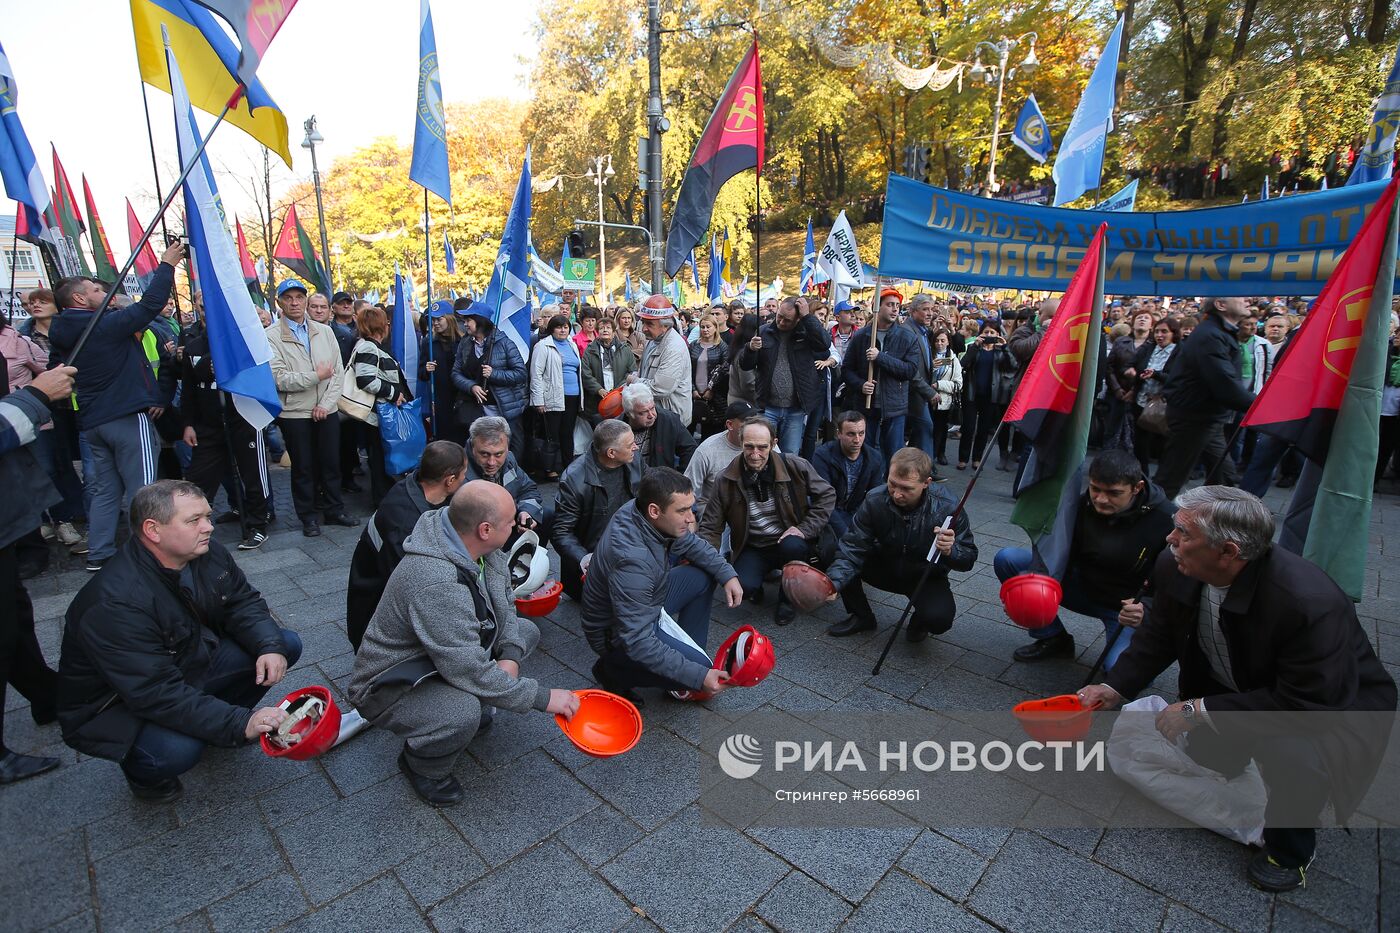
[970,33,1038,195]
[301,116,332,281]
[330,242,343,292]
[584,154,615,300]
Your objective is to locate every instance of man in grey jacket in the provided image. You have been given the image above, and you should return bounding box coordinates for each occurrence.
[349,481,578,807]
[582,468,743,703]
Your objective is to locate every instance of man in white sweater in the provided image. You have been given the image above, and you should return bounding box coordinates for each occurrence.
[628,295,692,425]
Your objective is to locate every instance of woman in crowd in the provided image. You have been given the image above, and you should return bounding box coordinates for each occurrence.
[1105,312,1154,450]
[928,329,963,467]
[689,315,729,437]
[420,307,464,445]
[529,313,582,478]
[614,306,646,358]
[957,322,1018,470]
[573,305,600,355]
[1131,316,1180,471]
[352,305,414,507]
[581,314,636,422]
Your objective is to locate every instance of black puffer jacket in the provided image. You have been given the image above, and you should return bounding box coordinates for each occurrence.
[1162,313,1255,422]
[57,538,291,762]
[827,483,977,589]
[739,313,832,414]
[1069,481,1177,606]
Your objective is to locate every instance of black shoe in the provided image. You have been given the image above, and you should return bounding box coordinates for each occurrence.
[774,598,795,626]
[1276,474,1298,489]
[341,481,363,494]
[591,659,645,707]
[936,455,949,466]
[214,510,242,525]
[30,702,57,726]
[1246,850,1312,892]
[930,470,947,483]
[85,558,106,573]
[324,513,360,527]
[1012,633,1075,662]
[238,530,268,550]
[827,614,876,637]
[17,562,43,581]
[0,750,60,784]
[397,751,465,808]
[302,520,322,538]
[745,584,765,606]
[125,774,182,802]
[906,620,930,643]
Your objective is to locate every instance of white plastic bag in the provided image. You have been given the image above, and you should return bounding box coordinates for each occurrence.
[1107,695,1266,845]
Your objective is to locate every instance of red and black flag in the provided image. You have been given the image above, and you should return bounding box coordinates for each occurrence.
[663,39,763,277]
[189,0,299,88]
[272,202,330,294]
[1241,175,1400,599]
[1006,223,1107,553]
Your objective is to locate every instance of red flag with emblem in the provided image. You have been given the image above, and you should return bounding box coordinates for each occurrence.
[663,39,763,277]
[125,198,160,288]
[1007,223,1107,540]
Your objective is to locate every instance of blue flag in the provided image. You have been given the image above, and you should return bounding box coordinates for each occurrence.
[0,40,53,245]
[444,232,456,273]
[561,235,572,266]
[391,262,419,380]
[624,270,634,303]
[409,0,450,205]
[799,216,816,292]
[1052,17,1125,206]
[478,149,533,362]
[689,255,701,295]
[707,235,722,303]
[1089,178,1138,212]
[1348,39,1400,186]
[166,29,279,430]
[1011,94,1053,165]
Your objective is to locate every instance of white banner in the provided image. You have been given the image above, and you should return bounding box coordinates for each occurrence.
[815,210,865,288]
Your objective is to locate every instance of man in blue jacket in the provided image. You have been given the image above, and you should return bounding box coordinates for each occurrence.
[49,240,186,572]
[581,468,743,704]
[840,288,919,462]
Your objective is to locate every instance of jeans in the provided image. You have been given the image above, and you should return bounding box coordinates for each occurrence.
[864,410,907,464]
[733,536,811,600]
[264,423,287,462]
[1239,432,1289,497]
[32,426,85,523]
[122,628,303,785]
[906,402,934,458]
[993,547,1132,669]
[595,565,716,693]
[763,405,807,455]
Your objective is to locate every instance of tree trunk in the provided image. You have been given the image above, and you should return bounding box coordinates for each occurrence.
[1210,0,1258,159]
[834,131,847,198]
[1367,0,1391,45]
[1170,0,1223,157]
[1116,0,1137,102]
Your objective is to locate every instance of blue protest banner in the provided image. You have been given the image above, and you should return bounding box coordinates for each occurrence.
[877,174,1394,296]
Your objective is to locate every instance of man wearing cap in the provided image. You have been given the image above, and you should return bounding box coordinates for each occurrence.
[451,310,528,462]
[330,292,358,363]
[829,300,859,360]
[266,280,359,537]
[739,295,832,455]
[840,287,920,462]
[553,418,641,601]
[627,296,693,425]
[685,400,758,516]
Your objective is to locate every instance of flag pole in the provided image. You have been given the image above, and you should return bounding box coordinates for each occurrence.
[63,93,238,366]
[423,188,437,437]
[6,225,17,324]
[865,273,881,411]
[137,80,182,315]
[871,421,1008,675]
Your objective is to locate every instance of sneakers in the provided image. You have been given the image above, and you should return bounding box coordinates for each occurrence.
[1012,633,1075,662]
[1246,850,1312,892]
[238,530,268,550]
[85,557,107,573]
[55,522,85,547]
[39,522,56,542]
[214,510,242,525]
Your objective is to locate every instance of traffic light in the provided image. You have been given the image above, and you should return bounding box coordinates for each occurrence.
[567,231,586,257]
[913,146,930,182]
[902,143,917,178]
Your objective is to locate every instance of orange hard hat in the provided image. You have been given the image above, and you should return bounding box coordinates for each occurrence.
[261,685,342,760]
[638,294,676,318]
[879,287,904,303]
[598,386,625,418]
[1012,694,1096,743]
[555,689,643,757]
[780,561,837,613]
[999,573,1063,629]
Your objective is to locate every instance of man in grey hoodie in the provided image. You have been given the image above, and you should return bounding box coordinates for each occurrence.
[349,481,578,807]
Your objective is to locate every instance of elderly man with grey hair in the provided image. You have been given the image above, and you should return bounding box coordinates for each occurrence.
[464,415,546,539]
[1081,486,1396,894]
[622,383,695,472]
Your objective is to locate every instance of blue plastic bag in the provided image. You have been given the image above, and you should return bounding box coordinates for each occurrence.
[375,398,426,476]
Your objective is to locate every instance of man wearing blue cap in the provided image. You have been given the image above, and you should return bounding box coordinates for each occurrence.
[266,280,359,537]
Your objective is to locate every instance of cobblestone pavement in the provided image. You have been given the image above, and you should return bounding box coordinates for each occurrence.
[4,457,1397,932]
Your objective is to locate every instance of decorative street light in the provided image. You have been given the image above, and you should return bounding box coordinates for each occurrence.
[969,33,1038,195]
[330,242,343,292]
[301,116,332,282]
[584,154,615,299]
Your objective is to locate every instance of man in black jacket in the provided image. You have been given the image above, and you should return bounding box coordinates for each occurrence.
[739,295,832,455]
[1154,297,1257,496]
[994,450,1176,668]
[1082,486,1396,892]
[346,441,467,650]
[57,480,302,802]
[553,418,640,601]
[825,448,977,640]
[465,416,546,538]
[623,383,695,471]
[811,410,885,540]
[179,307,274,551]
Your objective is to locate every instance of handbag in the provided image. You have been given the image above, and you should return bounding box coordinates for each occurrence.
[1137,395,1169,436]
[338,361,378,422]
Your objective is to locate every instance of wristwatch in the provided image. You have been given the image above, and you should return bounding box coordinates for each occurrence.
[1181,700,1197,721]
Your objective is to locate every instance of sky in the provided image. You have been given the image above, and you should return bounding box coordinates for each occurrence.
[4,0,538,262]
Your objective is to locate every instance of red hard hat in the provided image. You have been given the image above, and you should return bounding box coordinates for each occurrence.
[261,685,342,760]
[641,294,674,311]
[598,386,625,418]
[999,573,1063,629]
[714,625,775,687]
[1013,694,1095,743]
[515,580,563,617]
[781,561,837,613]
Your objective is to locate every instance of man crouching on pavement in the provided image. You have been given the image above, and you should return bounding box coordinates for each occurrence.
[349,481,579,807]
[582,467,744,704]
[58,480,302,803]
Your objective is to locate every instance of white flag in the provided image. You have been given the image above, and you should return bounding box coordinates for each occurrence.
[815,211,865,289]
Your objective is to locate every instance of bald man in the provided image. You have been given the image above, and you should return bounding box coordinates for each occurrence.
[349,481,578,807]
